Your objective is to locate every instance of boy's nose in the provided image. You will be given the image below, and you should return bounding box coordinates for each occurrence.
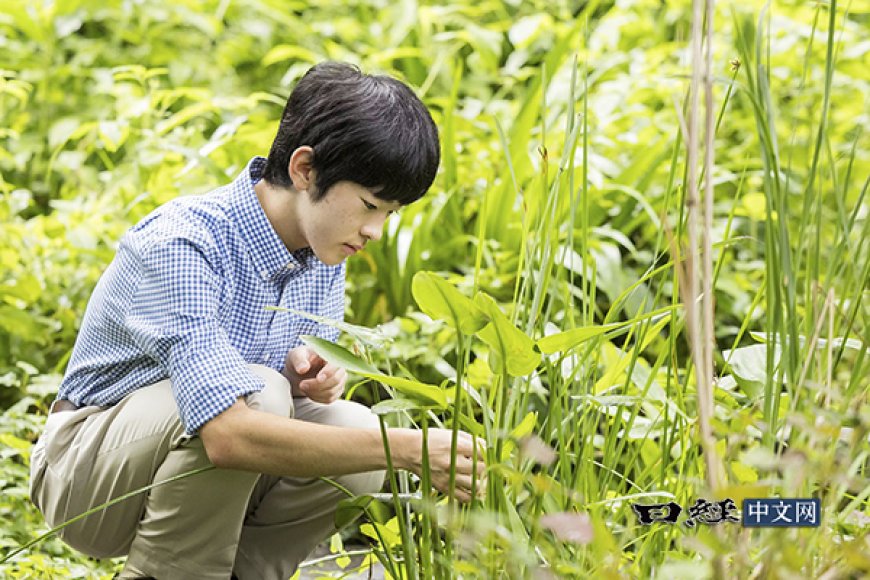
[361,216,386,242]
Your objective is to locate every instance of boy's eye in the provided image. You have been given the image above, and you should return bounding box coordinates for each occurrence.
[362,199,377,211]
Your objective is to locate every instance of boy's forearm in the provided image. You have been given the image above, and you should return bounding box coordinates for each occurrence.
[199,400,416,477]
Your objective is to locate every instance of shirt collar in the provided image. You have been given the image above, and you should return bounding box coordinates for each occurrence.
[228,157,318,282]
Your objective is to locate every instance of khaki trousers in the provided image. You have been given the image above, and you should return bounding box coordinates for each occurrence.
[29,365,385,580]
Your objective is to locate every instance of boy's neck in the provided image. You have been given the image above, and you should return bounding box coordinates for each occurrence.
[254,179,307,252]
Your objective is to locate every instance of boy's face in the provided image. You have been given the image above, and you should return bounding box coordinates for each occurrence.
[295,181,402,265]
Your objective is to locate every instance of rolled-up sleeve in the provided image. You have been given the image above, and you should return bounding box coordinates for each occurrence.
[125,236,263,435]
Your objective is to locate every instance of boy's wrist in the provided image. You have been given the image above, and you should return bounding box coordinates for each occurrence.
[384,427,420,473]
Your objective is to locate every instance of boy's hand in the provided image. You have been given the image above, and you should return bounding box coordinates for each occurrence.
[283,346,347,404]
[405,428,487,503]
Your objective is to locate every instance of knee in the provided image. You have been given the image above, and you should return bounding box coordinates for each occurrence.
[339,468,386,497]
[329,401,385,495]
[246,365,293,419]
[329,400,381,430]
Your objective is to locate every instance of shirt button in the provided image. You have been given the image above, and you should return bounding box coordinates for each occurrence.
[260,270,269,280]
[285,263,296,271]
[263,353,271,362]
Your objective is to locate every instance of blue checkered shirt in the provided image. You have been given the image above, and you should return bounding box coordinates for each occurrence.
[57,157,345,434]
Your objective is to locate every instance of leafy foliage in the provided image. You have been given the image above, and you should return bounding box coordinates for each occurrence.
[1,0,868,577]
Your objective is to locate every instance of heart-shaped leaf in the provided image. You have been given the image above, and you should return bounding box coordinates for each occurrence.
[412,271,488,334]
[474,293,539,377]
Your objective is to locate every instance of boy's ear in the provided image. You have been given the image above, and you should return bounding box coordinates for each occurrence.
[287,146,314,192]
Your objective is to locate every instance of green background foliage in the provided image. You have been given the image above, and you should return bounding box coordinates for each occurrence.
[1,0,868,577]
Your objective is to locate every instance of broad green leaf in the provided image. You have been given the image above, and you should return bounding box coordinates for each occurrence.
[300,335,380,376]
[537,322,626,354]
[411,271,488,334]
[723,343,781,400]
[335,495,390,530]
[538,309,673,354]
[373,375,447,409]
[301,336,447,408]
[509,411,537,440]
[370,398,426,415]
[474,293,539,377]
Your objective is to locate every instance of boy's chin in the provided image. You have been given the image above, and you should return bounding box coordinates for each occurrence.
[314,249,346,266]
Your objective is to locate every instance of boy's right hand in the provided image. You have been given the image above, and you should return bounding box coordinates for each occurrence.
[403,428,487,503]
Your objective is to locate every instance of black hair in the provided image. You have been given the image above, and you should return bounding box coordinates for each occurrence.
[263,62,440,205]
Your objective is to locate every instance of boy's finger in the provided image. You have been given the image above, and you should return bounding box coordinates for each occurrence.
[455,436,487,458]
[299,378,318,392]
[289,347,311,373]
[308,351,322,368]
[317,362,342,382]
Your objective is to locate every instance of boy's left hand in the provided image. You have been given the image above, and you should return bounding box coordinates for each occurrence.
[283,345,347,404]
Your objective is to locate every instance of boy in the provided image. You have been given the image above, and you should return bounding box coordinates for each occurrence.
[30,62,484,580]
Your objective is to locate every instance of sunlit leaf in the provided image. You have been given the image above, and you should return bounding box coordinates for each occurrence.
[510,411,537,440]
[537,322,625,354]
[411,271,488,334]
[300,335,379,376]
[474,293,539,377]
[302,336,447,408]
[723,343,780,399]
[374,375,447,408]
